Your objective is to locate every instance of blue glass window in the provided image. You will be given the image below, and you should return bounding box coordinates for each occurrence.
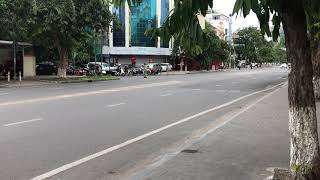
[130,0,157,47]
[160,0,169,48]
[113,6,126,47]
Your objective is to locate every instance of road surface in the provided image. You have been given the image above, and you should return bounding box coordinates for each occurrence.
[0,68,288,180]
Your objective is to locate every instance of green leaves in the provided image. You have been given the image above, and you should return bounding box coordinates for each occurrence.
[233,0,243,16]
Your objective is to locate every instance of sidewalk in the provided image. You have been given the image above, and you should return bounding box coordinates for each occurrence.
[0,80,53,88]
[130,86,317,180]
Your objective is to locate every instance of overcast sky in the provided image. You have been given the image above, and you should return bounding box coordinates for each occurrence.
[212,0,260,31]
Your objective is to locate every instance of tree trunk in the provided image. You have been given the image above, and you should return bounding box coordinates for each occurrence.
[311,39,320,100]
[57,47,68,78]
[282,0,320,179]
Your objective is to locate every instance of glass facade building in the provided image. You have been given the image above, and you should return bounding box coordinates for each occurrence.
[107,0,172,61]
[130,0,157,47]
[113,7,126,47]
[160,0,169,48]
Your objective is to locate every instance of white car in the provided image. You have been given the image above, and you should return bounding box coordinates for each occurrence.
[280,63,288,69]
[87,62,117,74]
[160,63,173,72]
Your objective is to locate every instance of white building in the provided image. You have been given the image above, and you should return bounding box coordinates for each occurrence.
[205,10,232,45]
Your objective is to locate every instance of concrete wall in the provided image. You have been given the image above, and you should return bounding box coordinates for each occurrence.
[23,55,36,77]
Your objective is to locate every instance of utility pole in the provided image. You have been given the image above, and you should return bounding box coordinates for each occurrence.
[228,14,233,69]
[13,40,17,80]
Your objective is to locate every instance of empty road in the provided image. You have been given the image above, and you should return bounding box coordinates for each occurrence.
[0,68,288,180]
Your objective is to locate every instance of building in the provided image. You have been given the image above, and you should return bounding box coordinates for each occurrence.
[205,10,232,45]
[104,0,174,65]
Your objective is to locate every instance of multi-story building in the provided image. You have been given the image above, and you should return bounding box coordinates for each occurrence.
[104,0,174,65]
[205,10,232,45]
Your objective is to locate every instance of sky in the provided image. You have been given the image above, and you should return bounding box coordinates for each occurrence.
[212,0,260,32]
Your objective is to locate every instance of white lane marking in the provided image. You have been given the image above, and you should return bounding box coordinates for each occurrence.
[52,87,64,90]
[30,82,284,180]
[229,90,241,93]
[3,118,43,127]
[0,81,181,107]
[0,93,9,96]
[215,85,222,87]
[215,90,227,93]
[128,85,284,179]
[160,93,173,97]
[107,103,126,108]
[191,89,201,91]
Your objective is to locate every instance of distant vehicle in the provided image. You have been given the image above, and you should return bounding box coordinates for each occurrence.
[66,65,75,75]
[87,62,117,75]
[161,63,173,72]
[134,64,145,75]
[74,64,89,76]
[36,63,57,75]
[280,63,288,69]
[146,63,162,75]
[251,63,258,68]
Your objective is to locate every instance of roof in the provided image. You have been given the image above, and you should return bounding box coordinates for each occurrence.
[0,40,32,46]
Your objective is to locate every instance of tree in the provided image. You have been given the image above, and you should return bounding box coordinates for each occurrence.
[308,10,320,99]
[197,22,230,69]
[234,27,264,63]
[233,0,320,179]
[31,0,114,78]
[0,0,34,78]
[0,0,33,41]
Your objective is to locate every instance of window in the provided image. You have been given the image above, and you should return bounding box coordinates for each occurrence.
[160,0,169,48]
[130,0,157,47]
[113,6,126,47]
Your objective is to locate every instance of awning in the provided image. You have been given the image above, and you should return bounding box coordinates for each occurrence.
[0,40,32,46]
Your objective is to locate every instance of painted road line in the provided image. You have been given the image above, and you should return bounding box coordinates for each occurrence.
[229,90,241,93]
[0,81,181,107]
[107,103,126,108]
[191,89,201,91]
[215,85,222,87]
[160,93,173,97]
[215,90,227,93]
[0,93,9,96]
[3,118,43,127]
[30,82,284,180]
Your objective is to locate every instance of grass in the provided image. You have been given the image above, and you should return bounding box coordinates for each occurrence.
[40,75,118,83]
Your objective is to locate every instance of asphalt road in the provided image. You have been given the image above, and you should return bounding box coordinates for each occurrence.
[0,68,288,180]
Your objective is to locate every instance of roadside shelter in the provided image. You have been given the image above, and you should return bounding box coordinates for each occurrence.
[0,40,35,79]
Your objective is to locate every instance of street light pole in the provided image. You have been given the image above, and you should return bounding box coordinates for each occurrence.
[13,40,17,80]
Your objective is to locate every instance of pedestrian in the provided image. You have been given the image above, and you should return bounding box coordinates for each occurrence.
[143,63,147,78]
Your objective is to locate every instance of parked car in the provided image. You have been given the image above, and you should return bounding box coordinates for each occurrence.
[161,63,173,72]
[36,63,57,75]
[251,63,259,68]
[146,63,162,75]
[280,63,288,69]
[87,62,117,75]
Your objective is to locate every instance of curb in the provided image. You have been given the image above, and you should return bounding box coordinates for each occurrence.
[39,77,120,84]
[0,77,120,89]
